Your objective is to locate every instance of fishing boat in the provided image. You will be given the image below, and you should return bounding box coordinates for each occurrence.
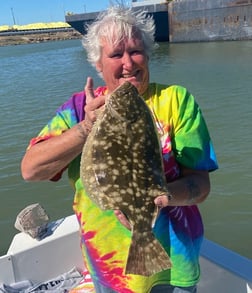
[65,0,252,42]
[0,214,251,292]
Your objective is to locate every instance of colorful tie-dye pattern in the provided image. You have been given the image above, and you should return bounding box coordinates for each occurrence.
[28,83,218,292]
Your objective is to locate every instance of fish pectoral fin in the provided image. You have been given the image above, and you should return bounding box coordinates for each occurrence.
[125,230,172,276]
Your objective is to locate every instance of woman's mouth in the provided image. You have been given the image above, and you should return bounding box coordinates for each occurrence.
[121,70,140,80]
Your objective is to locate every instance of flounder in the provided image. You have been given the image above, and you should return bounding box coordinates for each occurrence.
[80,81,172,276]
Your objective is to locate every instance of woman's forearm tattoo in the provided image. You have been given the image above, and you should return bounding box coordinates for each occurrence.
[186,178,201,203]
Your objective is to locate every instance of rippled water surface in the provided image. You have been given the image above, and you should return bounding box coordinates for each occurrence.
[1,39,251,258]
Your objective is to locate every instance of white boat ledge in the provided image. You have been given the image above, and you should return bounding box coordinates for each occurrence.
[0,214,251,292]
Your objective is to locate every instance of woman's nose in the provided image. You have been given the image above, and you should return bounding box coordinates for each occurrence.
[122,53,133,70]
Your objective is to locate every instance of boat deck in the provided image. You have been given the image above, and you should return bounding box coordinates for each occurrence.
[1,215,252,292]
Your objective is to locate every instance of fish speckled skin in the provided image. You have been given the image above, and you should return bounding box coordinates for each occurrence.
[80,82,172,276]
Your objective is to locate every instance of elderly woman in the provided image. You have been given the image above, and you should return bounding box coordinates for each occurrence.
[21,5,218,293]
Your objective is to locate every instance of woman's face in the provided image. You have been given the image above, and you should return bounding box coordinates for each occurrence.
[96,36,149,95]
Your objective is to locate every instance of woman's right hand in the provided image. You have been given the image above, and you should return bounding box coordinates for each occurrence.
[21,77,105,182]
[82,77,105,128]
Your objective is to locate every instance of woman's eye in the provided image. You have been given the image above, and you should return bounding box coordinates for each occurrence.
[131,50,143,55]
[110,53,122,58]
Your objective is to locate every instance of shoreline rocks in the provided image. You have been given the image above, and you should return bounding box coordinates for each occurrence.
[0,30,82,47]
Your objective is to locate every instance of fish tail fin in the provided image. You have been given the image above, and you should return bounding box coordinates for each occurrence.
[125,230,172,276]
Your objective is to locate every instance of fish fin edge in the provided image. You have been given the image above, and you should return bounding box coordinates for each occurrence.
[125,231,172,276]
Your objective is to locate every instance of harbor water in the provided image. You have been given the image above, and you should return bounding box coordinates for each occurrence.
[0,39,251,259]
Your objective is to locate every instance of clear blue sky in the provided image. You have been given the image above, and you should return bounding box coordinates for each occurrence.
[0,0,115,26]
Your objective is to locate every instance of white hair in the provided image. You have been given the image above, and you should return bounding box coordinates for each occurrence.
[82,5,156,69]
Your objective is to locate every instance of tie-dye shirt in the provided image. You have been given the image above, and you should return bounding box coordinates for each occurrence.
[28,83,218,292]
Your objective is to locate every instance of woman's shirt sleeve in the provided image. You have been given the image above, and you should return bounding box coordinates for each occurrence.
[170,85,218,171]
[27,91,86,181]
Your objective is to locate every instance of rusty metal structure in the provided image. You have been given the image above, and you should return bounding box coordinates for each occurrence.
[168,0,252,42]
[65,0,252,42]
